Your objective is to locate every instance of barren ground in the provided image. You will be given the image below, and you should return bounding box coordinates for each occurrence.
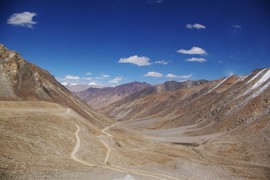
[1,101,268,179]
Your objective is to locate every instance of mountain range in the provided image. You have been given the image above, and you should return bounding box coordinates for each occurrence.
[1,44,270,179]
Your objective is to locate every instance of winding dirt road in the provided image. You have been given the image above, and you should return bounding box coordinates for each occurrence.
[70,124,180,180]
[98,138,111,164]
[70,125,98,168]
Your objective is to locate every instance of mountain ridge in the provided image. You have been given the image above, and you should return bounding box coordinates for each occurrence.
[75,81,152,109]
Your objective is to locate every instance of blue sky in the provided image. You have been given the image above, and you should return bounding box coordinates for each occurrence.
[1,0,270,86]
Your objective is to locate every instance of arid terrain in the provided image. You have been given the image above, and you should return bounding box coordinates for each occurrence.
[1,44,270,179]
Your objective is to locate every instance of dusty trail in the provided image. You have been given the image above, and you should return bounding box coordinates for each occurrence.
[98,138,111,164]
[71,124,180,180]
[57,108,70,115]
[70,125,98,167]
[102,122,119,136]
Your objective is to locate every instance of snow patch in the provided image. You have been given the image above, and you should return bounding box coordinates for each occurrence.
[206,76,230,94]
[241,69,270,97]
[239,75,248,82]
[252,81,270,98]
[246,69,265,84]
[234,76,243,84]
[113,174,135,180]
[251,69,270,89]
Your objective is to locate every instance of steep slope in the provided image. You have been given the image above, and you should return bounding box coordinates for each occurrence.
[75,82,151,109]
[0,44,112,129]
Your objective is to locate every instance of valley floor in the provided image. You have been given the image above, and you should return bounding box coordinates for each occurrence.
[0,101,269,179]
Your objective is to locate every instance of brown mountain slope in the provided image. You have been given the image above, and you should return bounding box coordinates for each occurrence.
[100,68,270,178]
[75,81,151,110]
[0,44,112,130]
[100,79,211,121]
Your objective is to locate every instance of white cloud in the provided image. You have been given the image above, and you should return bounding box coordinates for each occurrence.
[88,82,98,86]
[218,60,223,63]
[155,60,168,65]
[232,25,241,28]
[61,82,69,86]
[144,71,164,77]
[109,76,123,84]
[186,57,207,63]
[119,55,151,66]
[86,72,92,75]
[101,73,110,78]
[166,74,192,79]
[65,75,80,80]
[7,12,37,28]
[186,23,206,29]
[177,47,207,55]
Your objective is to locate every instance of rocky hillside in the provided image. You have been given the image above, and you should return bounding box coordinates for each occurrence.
[75,81,151,109]
[156,80,208,93]
[75,80,209,110]
[102,71,270,125]
[101,68,270,175]
[100,79,210,120]
[0,44,112,129]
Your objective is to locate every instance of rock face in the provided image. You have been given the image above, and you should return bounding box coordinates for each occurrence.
[0,44,112,129]
[0,43,67,101]
[75,81,151,109]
